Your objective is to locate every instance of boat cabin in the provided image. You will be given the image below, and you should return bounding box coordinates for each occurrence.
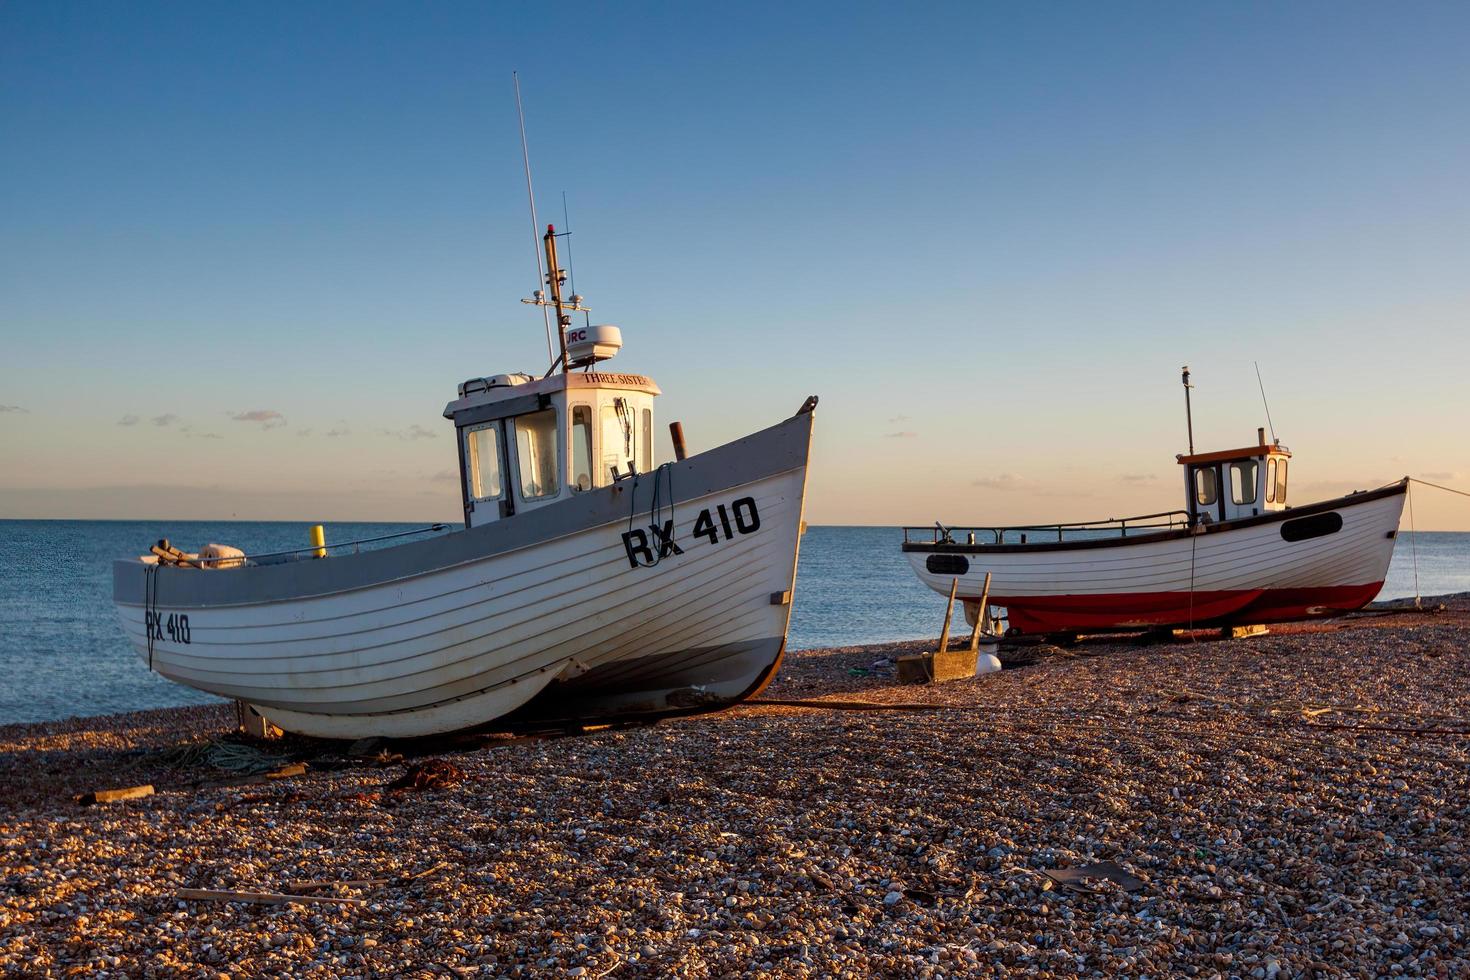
[442,325,661,528]
[1177,428,1290,524]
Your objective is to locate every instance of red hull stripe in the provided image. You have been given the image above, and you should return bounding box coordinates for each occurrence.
[983,583,1385,634]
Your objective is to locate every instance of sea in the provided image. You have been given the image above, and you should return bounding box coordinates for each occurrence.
[1,520,1466,727]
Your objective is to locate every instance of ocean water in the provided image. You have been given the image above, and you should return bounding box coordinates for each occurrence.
[0,520,1466,726]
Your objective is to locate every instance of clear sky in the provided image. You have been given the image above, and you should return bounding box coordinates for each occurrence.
[3,1,1468,528]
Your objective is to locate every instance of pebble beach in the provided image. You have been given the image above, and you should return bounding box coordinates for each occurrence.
[3,598,1468,978]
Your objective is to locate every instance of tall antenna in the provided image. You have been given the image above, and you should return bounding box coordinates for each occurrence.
[561,192,590,330]
[513,71,554,363]
[1181,365,1195,456]
[1253,361,1277,443]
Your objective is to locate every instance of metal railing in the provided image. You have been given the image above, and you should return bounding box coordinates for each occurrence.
[903,510,1192,546]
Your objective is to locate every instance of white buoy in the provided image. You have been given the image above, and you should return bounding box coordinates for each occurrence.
[975,646,1002,675]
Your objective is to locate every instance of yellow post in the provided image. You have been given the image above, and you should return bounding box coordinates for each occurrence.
[309,524,326,559]
[936,578,959,653]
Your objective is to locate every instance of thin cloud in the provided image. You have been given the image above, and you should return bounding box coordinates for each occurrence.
[151,413,180,427]
[1121,473,1158,483]
[230,409,286,429]
[326,424,350,438]
[972,473,1089,498]
[187,431,224,440]
[381,424,437,441]
[296,428,313,437]
[1420,471,1459,482]
[887,414,910,423]
[972,473,1028,491]
[884,431,917,439]
[117,414,140,427]
[0,405,28,414]
[430,470,459,482]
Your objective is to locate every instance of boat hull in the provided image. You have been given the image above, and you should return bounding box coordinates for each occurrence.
[904,482,1407,634]
[113,411,813,739]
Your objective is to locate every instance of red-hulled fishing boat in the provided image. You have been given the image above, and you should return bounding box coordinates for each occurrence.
[902,371,1407,635]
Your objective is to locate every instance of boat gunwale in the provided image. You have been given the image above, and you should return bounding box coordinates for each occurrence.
[114,410,813,610]
[902,479,1407,556]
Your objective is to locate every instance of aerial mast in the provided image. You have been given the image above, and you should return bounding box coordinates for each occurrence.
[1181,365,1195,456]
[543,224,570,374]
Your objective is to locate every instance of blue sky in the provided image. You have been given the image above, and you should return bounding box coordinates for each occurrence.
[2,2,1468,526]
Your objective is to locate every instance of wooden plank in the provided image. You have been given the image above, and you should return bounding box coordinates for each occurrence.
[77,784,154,805]
[936,578,958,653]
[968,571,992,652]
[200,763,307,790]
[176,888,365,907]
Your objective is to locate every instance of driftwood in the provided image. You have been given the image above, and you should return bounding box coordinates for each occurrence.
[283,860,449,894]
[200,762,308,789]
[176,888,364,907]
[77,784,154,805]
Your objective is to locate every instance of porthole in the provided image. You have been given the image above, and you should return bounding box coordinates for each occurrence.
[1280,512,1342,543]
[926,554,970,576]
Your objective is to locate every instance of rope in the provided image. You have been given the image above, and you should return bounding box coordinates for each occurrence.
[1407,481,1421,609]
[144,562,159,671]
[1410,477,1470,499]
[1186,527,1199,637]
[1400,476,1470,610]
[744,698,952,712]
[626,462,677,567]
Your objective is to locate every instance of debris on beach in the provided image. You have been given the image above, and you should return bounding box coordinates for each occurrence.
[1042,860,1145,895]
[75,784,153,806]
[384,759,465,793]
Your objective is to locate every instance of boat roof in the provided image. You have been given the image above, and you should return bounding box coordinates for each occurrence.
[1176,443,1291,465]
[443,371,661,420]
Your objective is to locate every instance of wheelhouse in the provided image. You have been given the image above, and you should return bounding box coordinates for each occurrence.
[1178,428,1290,524]
[443,359,660,528]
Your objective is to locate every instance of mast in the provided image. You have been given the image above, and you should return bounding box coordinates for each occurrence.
[543,224,569,374]
[1181,365,1195,456]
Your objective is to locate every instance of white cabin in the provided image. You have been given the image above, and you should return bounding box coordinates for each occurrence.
[1177,428,1291,523]
[442,326,661,528]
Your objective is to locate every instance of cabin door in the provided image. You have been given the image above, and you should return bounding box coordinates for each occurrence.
[461,420,512,528]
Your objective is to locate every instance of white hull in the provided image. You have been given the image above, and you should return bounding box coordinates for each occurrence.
[905,483,1407,633]
[114,414,812,738]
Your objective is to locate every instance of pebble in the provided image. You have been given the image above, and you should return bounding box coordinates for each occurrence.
[1,598,1468,976]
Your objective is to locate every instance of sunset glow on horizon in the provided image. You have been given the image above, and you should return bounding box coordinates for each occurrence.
[4,2,1468,530]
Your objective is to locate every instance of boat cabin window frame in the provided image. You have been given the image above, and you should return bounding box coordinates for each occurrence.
[1275,458,1288,505]
[1194,465,1219,508]
[641,407,653,473]
[1266,458,1277,503]
[511,406,563,504]
[464,421,506,503]
[570,403,594,493]
[1230,459,1258,506]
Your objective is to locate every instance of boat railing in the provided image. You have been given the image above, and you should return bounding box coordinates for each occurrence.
[904,510,1192,546]
[207,524,453,565]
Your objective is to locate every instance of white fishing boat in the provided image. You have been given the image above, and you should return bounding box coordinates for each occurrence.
[903,370,1407,635]
[113,224,816,738]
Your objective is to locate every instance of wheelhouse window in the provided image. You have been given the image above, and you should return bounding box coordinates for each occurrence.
[1266,458,1277,503]
[513,408,560,500]
[465,423,502,500]
[1230,460,1258,505]
[601,400,635,479]
[1275,458,1288,504]
[641,408,653,473]
[1194,466,1218,507]
[571,405,593,491]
